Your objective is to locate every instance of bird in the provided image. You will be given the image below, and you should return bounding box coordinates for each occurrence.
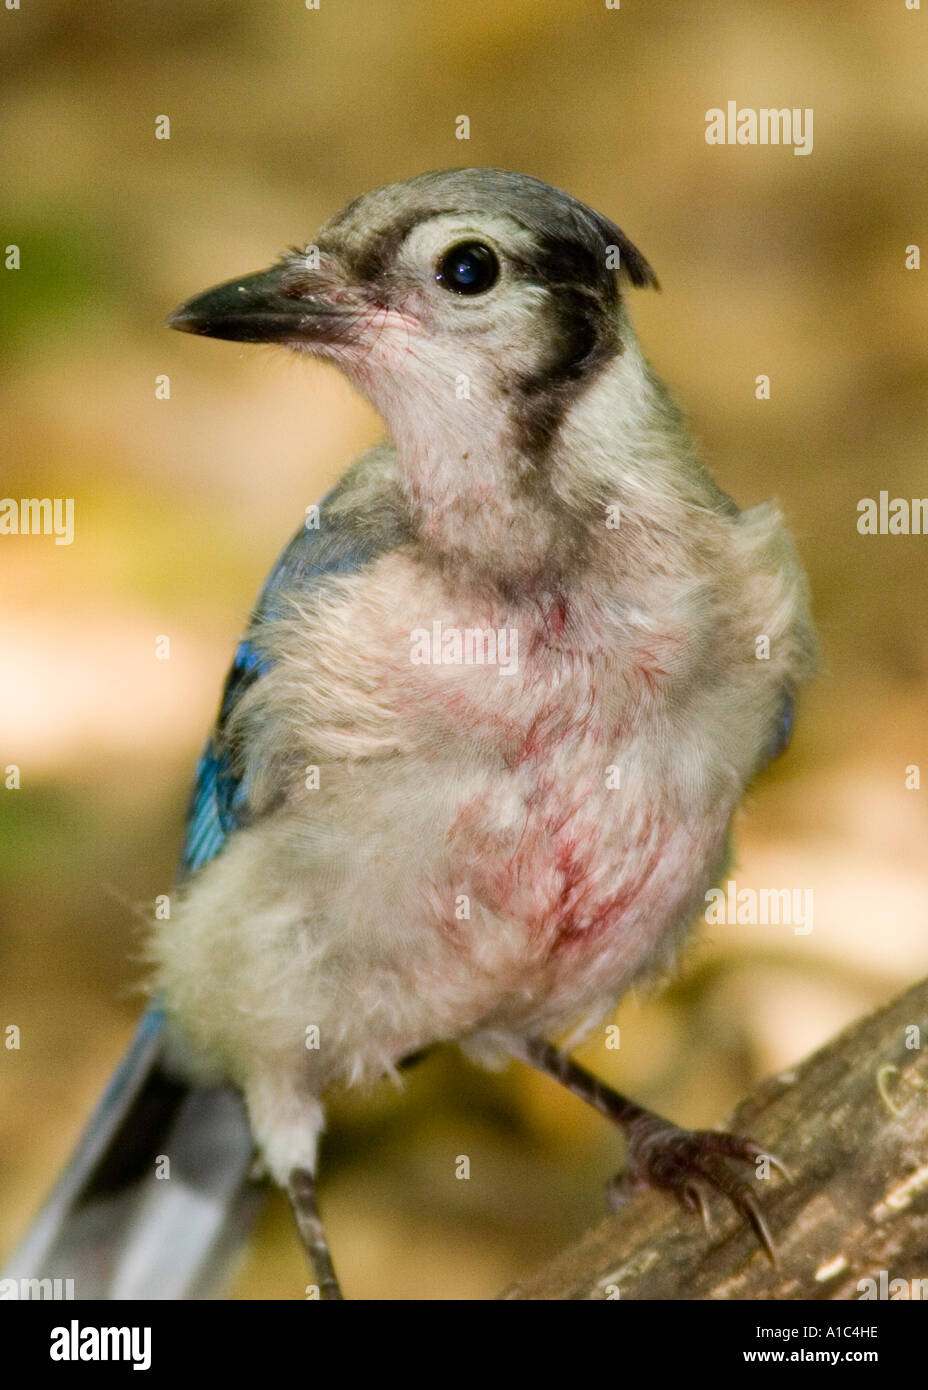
[5,168,815,1300]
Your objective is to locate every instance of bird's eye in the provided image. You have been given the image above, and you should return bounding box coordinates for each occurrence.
[434,242,499,296]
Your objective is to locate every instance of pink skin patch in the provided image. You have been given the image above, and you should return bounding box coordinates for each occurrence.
[526,594,571,658]
[423,678,605,772]
[341,303,422,382]
[631,631,686,694]
[443,785,667,960]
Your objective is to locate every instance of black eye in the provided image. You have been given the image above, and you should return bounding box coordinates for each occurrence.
[434,242,499,296]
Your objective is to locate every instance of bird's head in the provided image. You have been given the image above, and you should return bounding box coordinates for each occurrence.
[169,168,657,468]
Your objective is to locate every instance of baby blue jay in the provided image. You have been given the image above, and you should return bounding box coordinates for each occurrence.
[7,169,815,1299]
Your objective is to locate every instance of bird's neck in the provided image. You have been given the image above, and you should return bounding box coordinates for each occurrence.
[394,421,581,595]
[389,347,697,598]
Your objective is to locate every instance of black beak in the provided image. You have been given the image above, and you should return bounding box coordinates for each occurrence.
[167,263,353,345]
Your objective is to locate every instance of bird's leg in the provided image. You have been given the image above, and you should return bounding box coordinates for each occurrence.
[286,1168,343,1299]
[516,1037,787,1266]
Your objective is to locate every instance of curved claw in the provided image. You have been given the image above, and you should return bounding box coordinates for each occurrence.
[681,1180,711,1234]
[729,1141,791,1186]
[729,1139,792,1185]
[733,1185,779,1270]
[763,1152,793,1184]
[687,1149,782,1269]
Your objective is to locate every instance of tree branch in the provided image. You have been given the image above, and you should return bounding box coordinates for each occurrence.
[502,976,928,1300]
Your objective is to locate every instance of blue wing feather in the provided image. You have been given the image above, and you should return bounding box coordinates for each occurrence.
[182,749,227,876]
[179,485,385,878]
[761,686,796,767]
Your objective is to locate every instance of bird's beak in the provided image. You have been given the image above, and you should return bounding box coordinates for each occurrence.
[167,263,354,346]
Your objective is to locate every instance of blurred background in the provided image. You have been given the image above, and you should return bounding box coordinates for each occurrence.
[2,0,927,1299]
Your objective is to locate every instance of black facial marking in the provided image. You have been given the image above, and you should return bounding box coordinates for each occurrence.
[509,233,615,304]
[348,210,426,283]
[508,234,622,458]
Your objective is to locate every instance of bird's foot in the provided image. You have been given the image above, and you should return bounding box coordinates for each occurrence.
[606,1114,789,1267]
